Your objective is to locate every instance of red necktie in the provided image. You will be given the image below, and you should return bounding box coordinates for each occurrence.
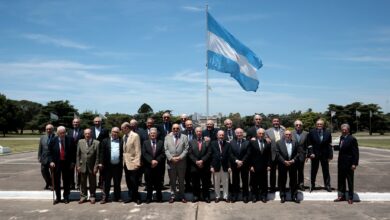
[198,140,202,152]
[60,139,65,160]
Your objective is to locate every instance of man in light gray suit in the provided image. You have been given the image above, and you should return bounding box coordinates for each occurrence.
[76,128,100,204]
[38,123,55,190]
[165,123,189,203]
[265,117,285,192]
[291,120,309,190]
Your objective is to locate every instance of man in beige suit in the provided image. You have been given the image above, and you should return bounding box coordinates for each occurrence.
[121,122,142,204]
[165,123,189,203]
[76,128,100,204]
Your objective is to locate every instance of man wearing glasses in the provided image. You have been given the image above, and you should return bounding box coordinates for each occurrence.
[164,124,189,203]
[291,120,309,191]
[246,114,263,141]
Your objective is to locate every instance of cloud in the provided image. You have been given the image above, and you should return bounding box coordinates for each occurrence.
[181,6,204,12]
[21,33,91,50]
[220,14,270,22]
[340,56,390,63]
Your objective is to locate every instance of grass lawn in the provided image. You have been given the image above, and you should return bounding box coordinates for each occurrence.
[0,139,38,154]
[358,139,390,149]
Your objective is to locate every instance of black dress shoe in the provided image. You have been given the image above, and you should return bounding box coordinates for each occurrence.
[64,198,70,204]
[169,197,175,203]
[280,197,285,203]
[145,199,152,204]
[192,197,199,203]
[292,197,300,203]
[123,199,131,204]
[215,198,220,203]
[326,187,332,192]
[261,198,267,203]
[243,197,249,203]
[135,199,142,205]
[348,199,353,204]
[334,197,346,202]
[252,197,257,203]
[53,199,60,205]
[181,198,187,203]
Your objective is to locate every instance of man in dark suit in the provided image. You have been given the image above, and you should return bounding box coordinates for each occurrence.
[334,124,359,204]
[188,127,212,203]
[249,128,271,203]
[48,126,75,204]
[142,128,166,203]
[91,116,109,188]
[158,112,173,140]
[181,119,196,193]
[291,120,309,191]
[308,119,333,192]
[230,128,251,203]
[100,127,123,204]
[38,123,55,190]
[202,119,218,142]
[265,117,285,192]
[145,117,160,140]
[223,119,236,142]
[246,114,263,141]
[276,130,303,203]
[179,114,188,131]
[210,130,231,203]
[67,118,84,190]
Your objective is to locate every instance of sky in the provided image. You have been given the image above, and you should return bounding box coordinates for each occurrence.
[1,0,390,116]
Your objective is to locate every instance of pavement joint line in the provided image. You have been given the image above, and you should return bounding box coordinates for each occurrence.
[0,191,390,201]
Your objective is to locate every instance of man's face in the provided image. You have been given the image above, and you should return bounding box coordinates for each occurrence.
[149,130,157,140]
[235,129,243,139]
[256,130,265,139]
[84,130,92,140]
[284,131,292,141]
[195,129,202,137]
[146,120,154,128]
[94,119,101,127]
[57,129,66,139]
[111,129,119,139]
[217,131,225,140]
[172,125,180,135]
[225,121,232,129]
[121,126,130,134]
[254,116,262,126]
[316,121,324,130]
[272,119,280,128]
[341,127,348,136]
[181,116,187,123]
[185,121,193,130]
[163,114,170,122]
[46,126,53,135]
[206,121,214,130]
[73,119,80,128]
[295,122,303,131]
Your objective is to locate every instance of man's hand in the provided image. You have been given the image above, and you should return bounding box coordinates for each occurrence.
[151,160,158,168]
[267,166,271,171]
[77,166,81,173]
[266,137,271,144]
[236,160,243,168]
[351,165,356,170]
[310,154,315,159]
[251,137,256,141]
[50,162,55,168]
[210,167,215,173]
[250,166,255,173]
[196,160,204,168]
[228,168,232,173]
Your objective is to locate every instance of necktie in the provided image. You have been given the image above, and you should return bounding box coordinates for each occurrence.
[152,141,156,157]
[259,140,263,151]
[219,141,223,153]
[175,135,179,145]
[60,139,65,160]
[198,140,202,152]
[73,129,77,140]
[318,130,323,141]
[47,135,51,145]
[238,140,241,150]
[124,135,128,145]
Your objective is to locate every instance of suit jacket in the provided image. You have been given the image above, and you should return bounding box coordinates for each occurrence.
[265,127,285,161]
[246,125,262,141]
[142,139,166,170]
[338,135,359,169]
[67,128,84,144]
[181,129,197,142]
[145,127,161,141]
[291,130,309,160]
[38,134,54,165]
[123,131,142,170]
[210,140,231,172]
[133,127,147,145]
[100,137,123,168]
[250,138,271,171]
[76,139,100,174]
[164,133,189,169]
[308,129,333,159]
[188,139,211,172]
[202,128,219,141]
[48,135,75,165]
[223,128,236,142]
[276,139,302,165]
[230,138,251,169]
[158,122,173,139]
[91,126,109,142]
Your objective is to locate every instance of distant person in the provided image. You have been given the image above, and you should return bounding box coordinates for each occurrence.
[76,128,100,204]
[188,127,212,203]
[308,119,333,192]
[210,130,231,203]
[265,117,285,192]
[38,123,55,190]
[181,119,196,193]
[334,124,359,204]
[246,114,263,141]
[48,126,74,204]
[67,118,84,190]
[100,127,123,204]
[158,112,173,139]
[165,123,189,203]
[249,128,271,203]
[142,128,166,203]
[223,119,236,142]
[291,120,309,191]
[202,120,218,142]
[276,130,302,203]
[91,116,109,189]
[121,122,142,204]
[179,114,188,131]
[230,128,251,203]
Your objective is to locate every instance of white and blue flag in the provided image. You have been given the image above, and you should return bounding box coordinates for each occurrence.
[207,12,262,92]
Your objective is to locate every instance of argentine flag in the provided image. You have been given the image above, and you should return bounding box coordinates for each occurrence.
[207,12,262,92]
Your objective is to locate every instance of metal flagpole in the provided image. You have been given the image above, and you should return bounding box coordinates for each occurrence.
[206,4,209,119]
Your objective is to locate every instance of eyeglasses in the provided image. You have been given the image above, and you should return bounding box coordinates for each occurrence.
[295,124,302,126]
[163,117,170,119]
[172,127,180,130]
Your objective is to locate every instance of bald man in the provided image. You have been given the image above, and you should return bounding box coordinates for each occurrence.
[38,124,55,190]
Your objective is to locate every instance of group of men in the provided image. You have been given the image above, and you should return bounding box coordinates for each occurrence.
[37,113,359,205]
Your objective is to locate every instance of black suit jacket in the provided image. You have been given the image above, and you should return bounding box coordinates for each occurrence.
[188,139,211,172]
[246,126,262,141]
[230,139,251,169]
[223,128,236,142]
[202,128,219,141]
[276,139,302,164]
[181,129,197,142]
[250,139,271,171]
[210,140,231,172]
[91,126,109,142]
[157,122,173,139]
[142,139,166,170]
[67,128,84,144]
[100,137,123,167]
[338,135,359,169]
[48,135,75,165]
[308,129,333,159]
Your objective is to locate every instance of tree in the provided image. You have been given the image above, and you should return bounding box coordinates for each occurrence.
[14,100,42,134]
[0,94,19,136]
[39,100,78,129]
